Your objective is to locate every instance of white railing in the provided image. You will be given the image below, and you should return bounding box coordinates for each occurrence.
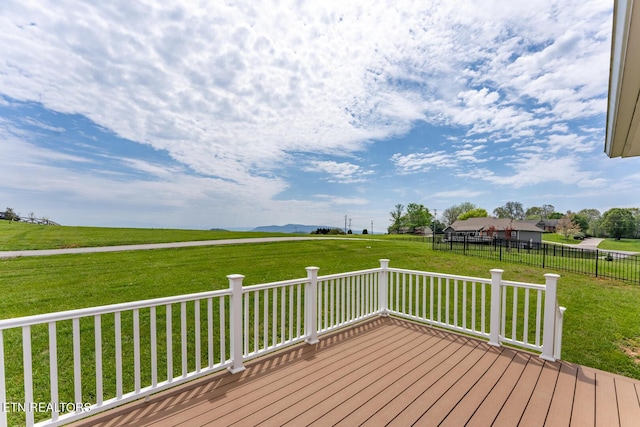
[0,259,565,426]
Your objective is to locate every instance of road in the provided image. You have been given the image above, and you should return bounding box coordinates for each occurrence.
[0,236,348,259]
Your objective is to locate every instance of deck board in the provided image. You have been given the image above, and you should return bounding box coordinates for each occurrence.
[70,317,640,427]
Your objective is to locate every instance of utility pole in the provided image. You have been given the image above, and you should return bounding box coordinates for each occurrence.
[344,215,347,234]
[371,220,373,235]
[348,218,352,233]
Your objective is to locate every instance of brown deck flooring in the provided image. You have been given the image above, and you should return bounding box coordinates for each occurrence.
[71,317,640,427]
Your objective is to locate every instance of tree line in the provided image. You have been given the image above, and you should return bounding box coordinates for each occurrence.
[388,201,640,240]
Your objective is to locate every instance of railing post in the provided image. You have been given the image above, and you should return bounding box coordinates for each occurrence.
[541,273,561,361]
[378,259,390,316]
[227,274,246,374]
[554,306,566,360]
[488,269,503,347]
[305,267,320,344]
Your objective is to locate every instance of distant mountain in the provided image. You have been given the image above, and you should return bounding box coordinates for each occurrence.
[252,224,340,234]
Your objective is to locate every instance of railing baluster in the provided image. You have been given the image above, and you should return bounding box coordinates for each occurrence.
[165,305,172,383]
[23,326,34,426]
[272,287,277,346]
[207,298,213,368]
[288,285,293,341]
[151,306,158,386]
[253,292,259,354]
[219,298,226,364]
[280,287,285,343]
[445,278,450,325]
[429,276,434,322]
[453,279,458,327]
[195,300,201,373]
[73,318,82,409]
[133,309,141,392]
[243,294,249,355]
[181,302,187,377]
[422,275,427,320]
[49,322,59,421]
[263,290,268,349]
[472,282,476,333]
[462,281,467,330]
[511,288,518,341]
[523,289,530,345]
[536,290,542,347]
[115,311,123,397]
[297,283,302,338]
[94,316,103,406]
[481,282,486,334]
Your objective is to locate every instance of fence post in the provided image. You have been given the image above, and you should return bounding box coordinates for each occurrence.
[595,249,599,278]
[541,273,561,361]
[489,269,503,347]
[227,274,246,374]
[378,259,390,316]
[305,267,320,344]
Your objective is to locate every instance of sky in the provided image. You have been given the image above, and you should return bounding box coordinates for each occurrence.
[1,0,638,232]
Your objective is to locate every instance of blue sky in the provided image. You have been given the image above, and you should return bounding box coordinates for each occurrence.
[1,0,638,231]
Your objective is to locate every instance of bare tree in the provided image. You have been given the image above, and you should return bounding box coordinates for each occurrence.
[556,215,581,240]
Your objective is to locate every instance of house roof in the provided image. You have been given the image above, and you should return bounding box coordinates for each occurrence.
[605,0,640,158]
[446,218,544,233]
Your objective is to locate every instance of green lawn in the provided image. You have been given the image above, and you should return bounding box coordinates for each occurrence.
[0,221,298,250]
[542,233,581,245]
[598,238,640,252]
[2,230,640,423]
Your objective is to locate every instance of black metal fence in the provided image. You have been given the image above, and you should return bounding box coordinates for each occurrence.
[433,235,640,284]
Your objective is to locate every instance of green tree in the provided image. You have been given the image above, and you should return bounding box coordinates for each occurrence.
[404,203,433,232]
[578,208,603,236]
[388,204,404,233]
[548,212,564,219]
[458,208,489,221]
[570,213,589,232]
[602,208,636,240]
[4,207,18,221]
[493,201,525,220]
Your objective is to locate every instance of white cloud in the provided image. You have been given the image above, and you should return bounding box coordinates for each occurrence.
[390,151,456,174]
[305,160,375,183]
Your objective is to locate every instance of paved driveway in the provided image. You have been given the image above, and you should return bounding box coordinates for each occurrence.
[0,236,348,259]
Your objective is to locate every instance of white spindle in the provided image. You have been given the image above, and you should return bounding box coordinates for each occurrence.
[437,277,442,323]
[195,300,201,373]
[453,279,458,327]
[73,317,82,408]
[272,287,277,346]
[280,287,285,342]
[429,276,434,322]
[297,283,302,338]
[181,302,187,377]
[263,290,268,349]
[305,267,319,344]
[219,299,225,364]
[23,326,34,426]
[207,298,213,368]
[481,282,486,334]
[93,316,102,406]
[243,294,249,355]
[288,285,293,341]
[462,281,467,330]
[115,312,123,396]
[165,304,172,382]
[253,292,259,353]
[523,289,530,344]
[445,278,450,325]
[151,306,158,387]
[49,322,59,421]
[133,309,141,392]
[535,290,542,347]
[471,282,476,332]
[511,288,518,341]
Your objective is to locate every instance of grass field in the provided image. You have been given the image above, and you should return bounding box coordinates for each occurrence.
[599,238,640,252]
[542,233,582,245]
[2,223,640,424]
[0,221,297,251]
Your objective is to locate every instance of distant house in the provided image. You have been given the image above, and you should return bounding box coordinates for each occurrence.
[414,226,433,235]
[524,219,560,233]
[444,218,544,244]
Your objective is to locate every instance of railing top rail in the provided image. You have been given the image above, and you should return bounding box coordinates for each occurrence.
[0,288,231,330]
[317,268,381,281]
[387,267,492,284]
[500,279,546,290]
[243,277,310,292]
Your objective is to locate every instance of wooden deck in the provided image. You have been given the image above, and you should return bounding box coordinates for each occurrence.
[71,317,640,427]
